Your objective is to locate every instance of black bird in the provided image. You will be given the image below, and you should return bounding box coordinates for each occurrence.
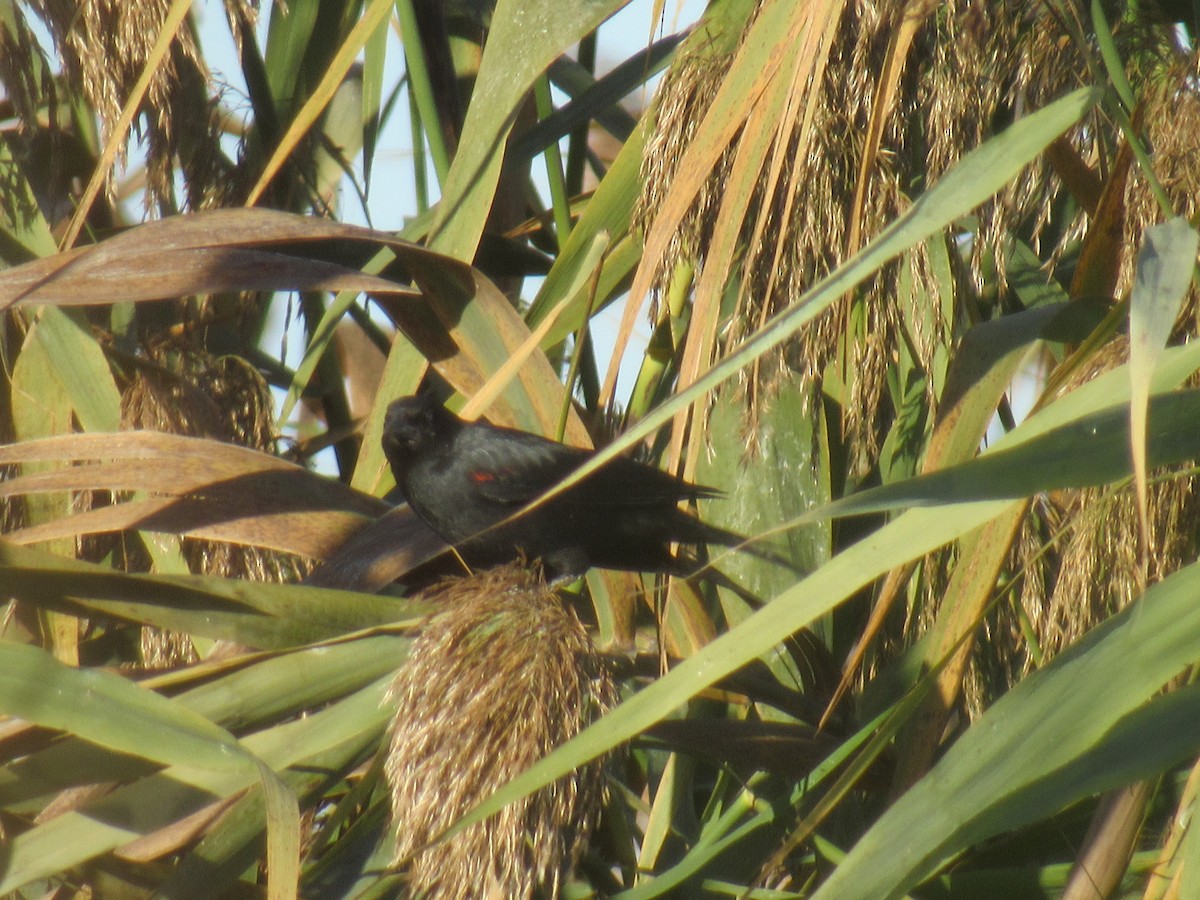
[381,393,752,579]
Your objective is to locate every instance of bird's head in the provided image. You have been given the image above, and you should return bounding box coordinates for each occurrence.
[382,395,457,472]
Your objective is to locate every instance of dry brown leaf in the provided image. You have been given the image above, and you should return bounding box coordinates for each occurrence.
[0,209,422,311]
[0,432,382,514]
[304,506,448,592]
[7,497,372,561]
[0,431,388,561]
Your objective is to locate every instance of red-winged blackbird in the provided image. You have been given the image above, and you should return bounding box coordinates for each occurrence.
[381,394,752,579]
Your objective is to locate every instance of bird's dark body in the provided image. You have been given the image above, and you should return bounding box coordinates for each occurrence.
[381,395,740,578]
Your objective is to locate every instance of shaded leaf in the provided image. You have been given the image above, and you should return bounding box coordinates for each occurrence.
[0,540,423,648]
[815,387,1200,519]
[0,640,245,772]
[428,0,629,259]
[813,560,1200,900]
[1127,217,1199,544]
[0,678,389,896]
[0,635,410,810]
[814,342,1200,520]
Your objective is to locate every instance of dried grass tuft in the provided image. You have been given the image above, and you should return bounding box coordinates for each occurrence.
[384,564,613,899]
[1121,54,1200,326]
[956,339,1200,714]
[27,0,250,211]
[637,0,1192,469]
[0,5,56,134]
[1025,340,1200,662]
[115,348,310,666]
[635,48,737,325]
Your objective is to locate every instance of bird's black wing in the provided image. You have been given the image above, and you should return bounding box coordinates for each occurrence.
[455,424,590,506]
[458,423,721,507]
